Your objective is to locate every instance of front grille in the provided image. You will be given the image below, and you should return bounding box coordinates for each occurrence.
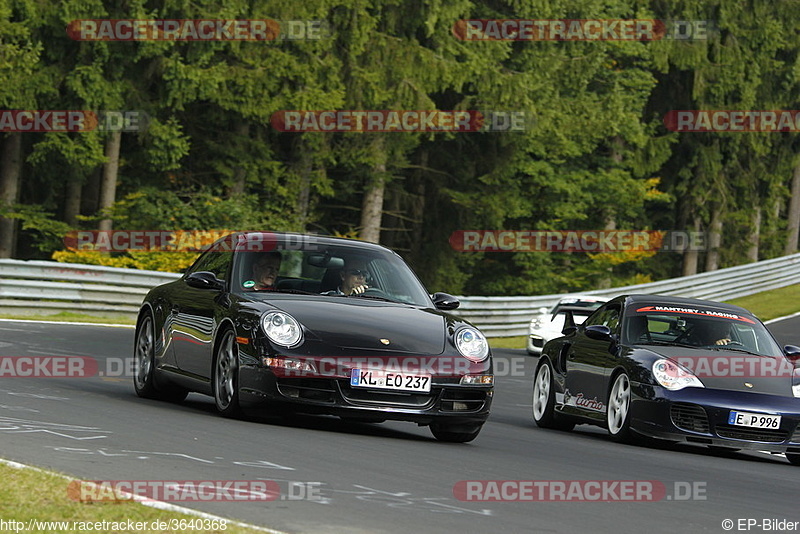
[791,424,800,444]
[716,425,788,443]
[339,384,435,408]
[276,378,336,402]
[441,390,487,412]
[670,403,710,433]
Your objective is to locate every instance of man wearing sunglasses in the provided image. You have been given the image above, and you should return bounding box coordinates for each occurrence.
[323,259,370,296]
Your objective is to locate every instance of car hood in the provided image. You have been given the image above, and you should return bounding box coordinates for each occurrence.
[267,297,447,354]
[647,345,795,396]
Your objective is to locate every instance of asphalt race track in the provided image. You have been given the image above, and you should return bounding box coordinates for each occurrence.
[0,317,799,534]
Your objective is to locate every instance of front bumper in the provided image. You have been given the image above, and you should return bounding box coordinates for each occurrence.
[238,366,493,426]
[629,381,800,452]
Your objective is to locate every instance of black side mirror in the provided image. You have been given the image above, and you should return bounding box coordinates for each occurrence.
[585,324,613,341]
[185,271,224,290]
[432,292,460,310]
[784,345,800,363]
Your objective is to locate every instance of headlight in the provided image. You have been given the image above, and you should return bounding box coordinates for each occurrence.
[652,359,704,391]
[793,383,800,398]
[530,318,542,330]
[261,311,303,347]
[455,327,489,362]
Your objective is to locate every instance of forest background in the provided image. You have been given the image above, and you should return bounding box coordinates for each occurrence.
[1,0,799,297]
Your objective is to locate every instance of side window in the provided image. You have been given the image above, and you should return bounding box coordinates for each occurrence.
[186,251,231,281]
[603,306,621,332]
[585,306,609,327]
[585,305,621,331]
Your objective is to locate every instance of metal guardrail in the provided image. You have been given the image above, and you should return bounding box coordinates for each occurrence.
[457,253,800,336]
[0,254,799,333]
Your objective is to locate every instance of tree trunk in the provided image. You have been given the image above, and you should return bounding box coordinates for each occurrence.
[98,131,122,232]
[229,121,250,196]
[0,133,22,258]
[682,216,701,276]
[746,207,761,262]
[81,166,101,216]
[409,149,427,264]
[704,205,722,271]
[785,160,800,255]
[294,136,313,231]
[359,138,387,244]
[64,175,82,227]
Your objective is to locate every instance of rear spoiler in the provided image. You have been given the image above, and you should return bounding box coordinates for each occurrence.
[560,310,577,335]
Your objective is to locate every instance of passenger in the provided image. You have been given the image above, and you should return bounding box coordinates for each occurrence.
[252,251,282,290]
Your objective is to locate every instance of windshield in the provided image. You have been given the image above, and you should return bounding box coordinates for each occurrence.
[230,235,433,307]
[623,303,783,357]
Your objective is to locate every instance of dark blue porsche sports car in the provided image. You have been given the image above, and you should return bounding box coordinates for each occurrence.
[532,294,800,465]
[134,232,493,442]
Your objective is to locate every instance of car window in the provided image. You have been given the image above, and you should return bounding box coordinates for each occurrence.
[186,250,231,281]
[584,305,620,334]
[622,303,783,356]
[229,240,433,307]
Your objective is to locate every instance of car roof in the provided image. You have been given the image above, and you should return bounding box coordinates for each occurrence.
[557,295,608,303]
[215,231,401,255]
[614,294,754,316]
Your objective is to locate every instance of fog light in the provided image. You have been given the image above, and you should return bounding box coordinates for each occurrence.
[453,402,470,411]
[460,374,493,385]
[263,357,316,373]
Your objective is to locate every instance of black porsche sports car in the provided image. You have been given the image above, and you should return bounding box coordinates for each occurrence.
[532,294,800,464]
[134,232,493,442]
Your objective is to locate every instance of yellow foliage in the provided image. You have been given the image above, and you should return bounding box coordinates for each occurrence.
[52,250,199,273]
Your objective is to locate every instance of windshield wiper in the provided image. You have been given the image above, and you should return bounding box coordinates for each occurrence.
[708,346,769,357]
[353,294,401,303]
[637,340,700,349]
[254,288,317,295]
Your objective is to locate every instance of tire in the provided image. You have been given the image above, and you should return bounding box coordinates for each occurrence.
[133,313,188,402]
[532,360,574,431]
[213,329,242,418]
[430,423,483,443]
[606,372,633,442]
[786,453,800,466]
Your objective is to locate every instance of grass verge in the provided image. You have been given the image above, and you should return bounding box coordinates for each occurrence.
[0,461,271,534]
[0,312,135,325]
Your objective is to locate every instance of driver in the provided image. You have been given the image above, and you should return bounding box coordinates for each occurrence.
[323,258,370,296]
[689,320,732,346]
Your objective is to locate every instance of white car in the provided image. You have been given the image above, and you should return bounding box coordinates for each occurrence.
[526,295,609,355]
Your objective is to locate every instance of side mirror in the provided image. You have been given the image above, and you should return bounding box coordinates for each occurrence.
[432,292,460,310]
[537,307,548,315]
[585,324,613,341]
[785,345,800,363]
[185,271,224,290]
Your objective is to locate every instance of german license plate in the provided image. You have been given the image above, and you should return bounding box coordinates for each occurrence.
[350,369,431,392]
[728,410,781,429]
